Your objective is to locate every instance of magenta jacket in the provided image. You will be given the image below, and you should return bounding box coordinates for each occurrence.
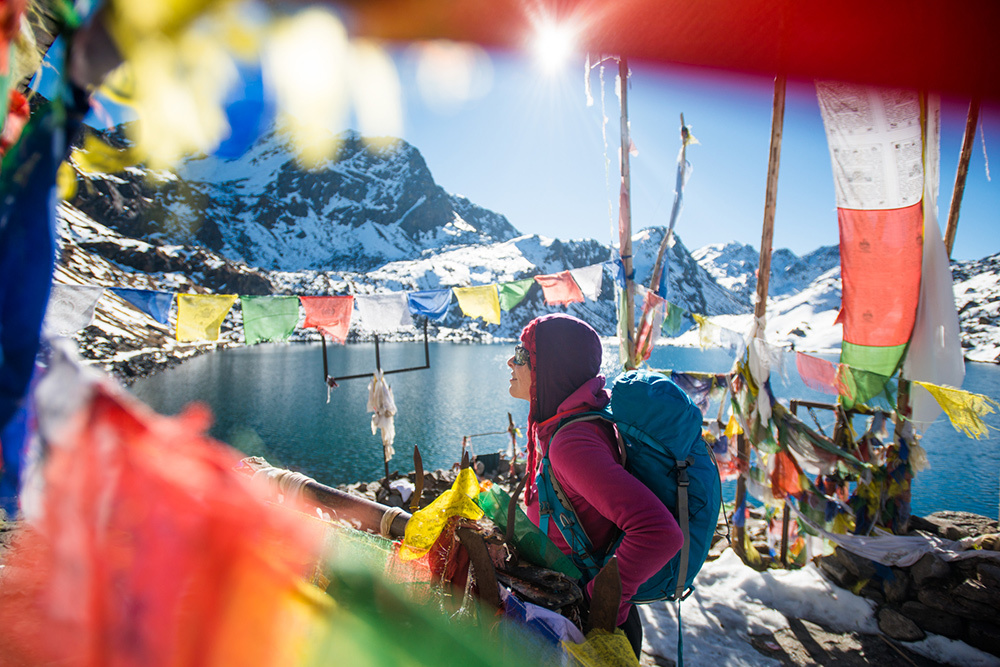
[525,376,683,625]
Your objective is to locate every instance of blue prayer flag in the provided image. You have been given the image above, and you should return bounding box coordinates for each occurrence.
[112,288,174,325]
[407,289,452,321]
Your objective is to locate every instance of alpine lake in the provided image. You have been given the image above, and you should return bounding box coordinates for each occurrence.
[128,341,1000,520]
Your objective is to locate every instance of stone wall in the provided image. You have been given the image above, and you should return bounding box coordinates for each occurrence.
[815,511,1000,658]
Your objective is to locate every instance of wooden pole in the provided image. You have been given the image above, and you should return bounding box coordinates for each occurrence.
[619,56,637,370]
[734,74,786,564]
[648,113,687,296]
[944,97,981,258]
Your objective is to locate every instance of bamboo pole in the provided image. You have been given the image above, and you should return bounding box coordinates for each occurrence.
[734,74,786,563]
[944,97,981,258]
[619,56,637,370]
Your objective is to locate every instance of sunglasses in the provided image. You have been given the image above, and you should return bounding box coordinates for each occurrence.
[512,344,531,367]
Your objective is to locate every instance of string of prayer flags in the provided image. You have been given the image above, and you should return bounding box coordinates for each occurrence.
[176,294,238,342]
[569,264,604,301]
[241,295,299,344]
[301,295,354,343]
[498,279,535,312]
[534,271,584,306]
[407,289,452,321]
[912,381,1000,439]
[42,284,105,337]
[355,292,413,333]
[453,285,501,324]
[111,287,174,325]
[795,352,853,400]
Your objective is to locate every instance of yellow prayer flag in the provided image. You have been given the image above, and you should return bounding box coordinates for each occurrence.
[692,313,717,349]
[913,381,1000,439]
[399,468,483,560]
[453,285,501,325]
[177,294,238,342]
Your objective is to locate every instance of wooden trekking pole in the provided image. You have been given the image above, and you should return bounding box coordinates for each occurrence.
[734,73,786,564]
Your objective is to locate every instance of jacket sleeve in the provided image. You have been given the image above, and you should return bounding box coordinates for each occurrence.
[549,422,683,626]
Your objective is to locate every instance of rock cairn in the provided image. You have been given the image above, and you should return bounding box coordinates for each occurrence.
[816,511,1000,658]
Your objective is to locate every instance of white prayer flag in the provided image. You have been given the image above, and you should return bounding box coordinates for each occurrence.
[355,292,414,333]
[43,284,104,337]
[569,263,604,301]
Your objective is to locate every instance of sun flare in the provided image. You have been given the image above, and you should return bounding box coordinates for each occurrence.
[530,19,577,75]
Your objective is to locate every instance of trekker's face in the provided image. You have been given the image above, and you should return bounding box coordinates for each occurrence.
[507,348,531,401]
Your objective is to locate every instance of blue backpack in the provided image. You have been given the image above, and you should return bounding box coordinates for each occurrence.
[537,369,723,603]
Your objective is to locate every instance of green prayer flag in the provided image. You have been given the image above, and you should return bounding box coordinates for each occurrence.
[497,279,534,311]
[662,301,686,336]
[242,295,300,344]
[839,342,903,409]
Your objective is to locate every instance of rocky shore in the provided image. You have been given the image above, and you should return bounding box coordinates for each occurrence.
[339,465,1000,666]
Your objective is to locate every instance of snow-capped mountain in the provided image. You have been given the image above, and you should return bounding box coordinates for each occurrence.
[693,241,841,305]
[59,124,998,377]
[71,128,520,272]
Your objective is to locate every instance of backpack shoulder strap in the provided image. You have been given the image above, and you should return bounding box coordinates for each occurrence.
[535,412,617,581]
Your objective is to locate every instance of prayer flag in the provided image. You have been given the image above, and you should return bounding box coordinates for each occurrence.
[795,353,852,400]
[0,100,72,432]
[111,287,174,325]
[497,279,534,311]
[912,381,1000,439]
[634,288,665,362]
[355,292,414,333]
[661,301,693,337]
[407,289,452,321]
[42,284,104,337]
[453,286,501,325]
[176,294,238,342]
[902,95,965,429]
[534,272,584,306]
[0,348,329,667]
[300,295,354,343]
[606,259,625,288]
[569,264,604,301]
[241,295,299,344]
[817,82,926,405]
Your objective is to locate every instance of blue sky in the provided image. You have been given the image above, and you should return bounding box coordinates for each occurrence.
[391,49,999,262]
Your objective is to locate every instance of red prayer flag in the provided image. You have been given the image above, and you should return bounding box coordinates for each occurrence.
[772,449,803,500]
[837,204,923,347]
[0,382,326,667]
[534,271,584,306]
[795,352,852,400]
[300,295,354,343]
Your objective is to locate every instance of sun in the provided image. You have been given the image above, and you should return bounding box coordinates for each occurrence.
[530,19,577,75]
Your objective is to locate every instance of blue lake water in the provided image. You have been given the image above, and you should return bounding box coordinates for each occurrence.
[128,342,1000,520]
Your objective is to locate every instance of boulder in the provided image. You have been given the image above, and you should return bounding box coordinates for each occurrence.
[918,587,999,622]
[952,577,1000,607]
[878,607,925,642]
[882,567,912,604]
[817,556,854,589]
[978,561,1000,588]
[910,553,950,586]
[966,620,1000,657]
[900,601,963,639]
[834,547,877,580]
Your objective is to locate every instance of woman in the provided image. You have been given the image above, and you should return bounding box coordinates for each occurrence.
[507,313,683,657]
